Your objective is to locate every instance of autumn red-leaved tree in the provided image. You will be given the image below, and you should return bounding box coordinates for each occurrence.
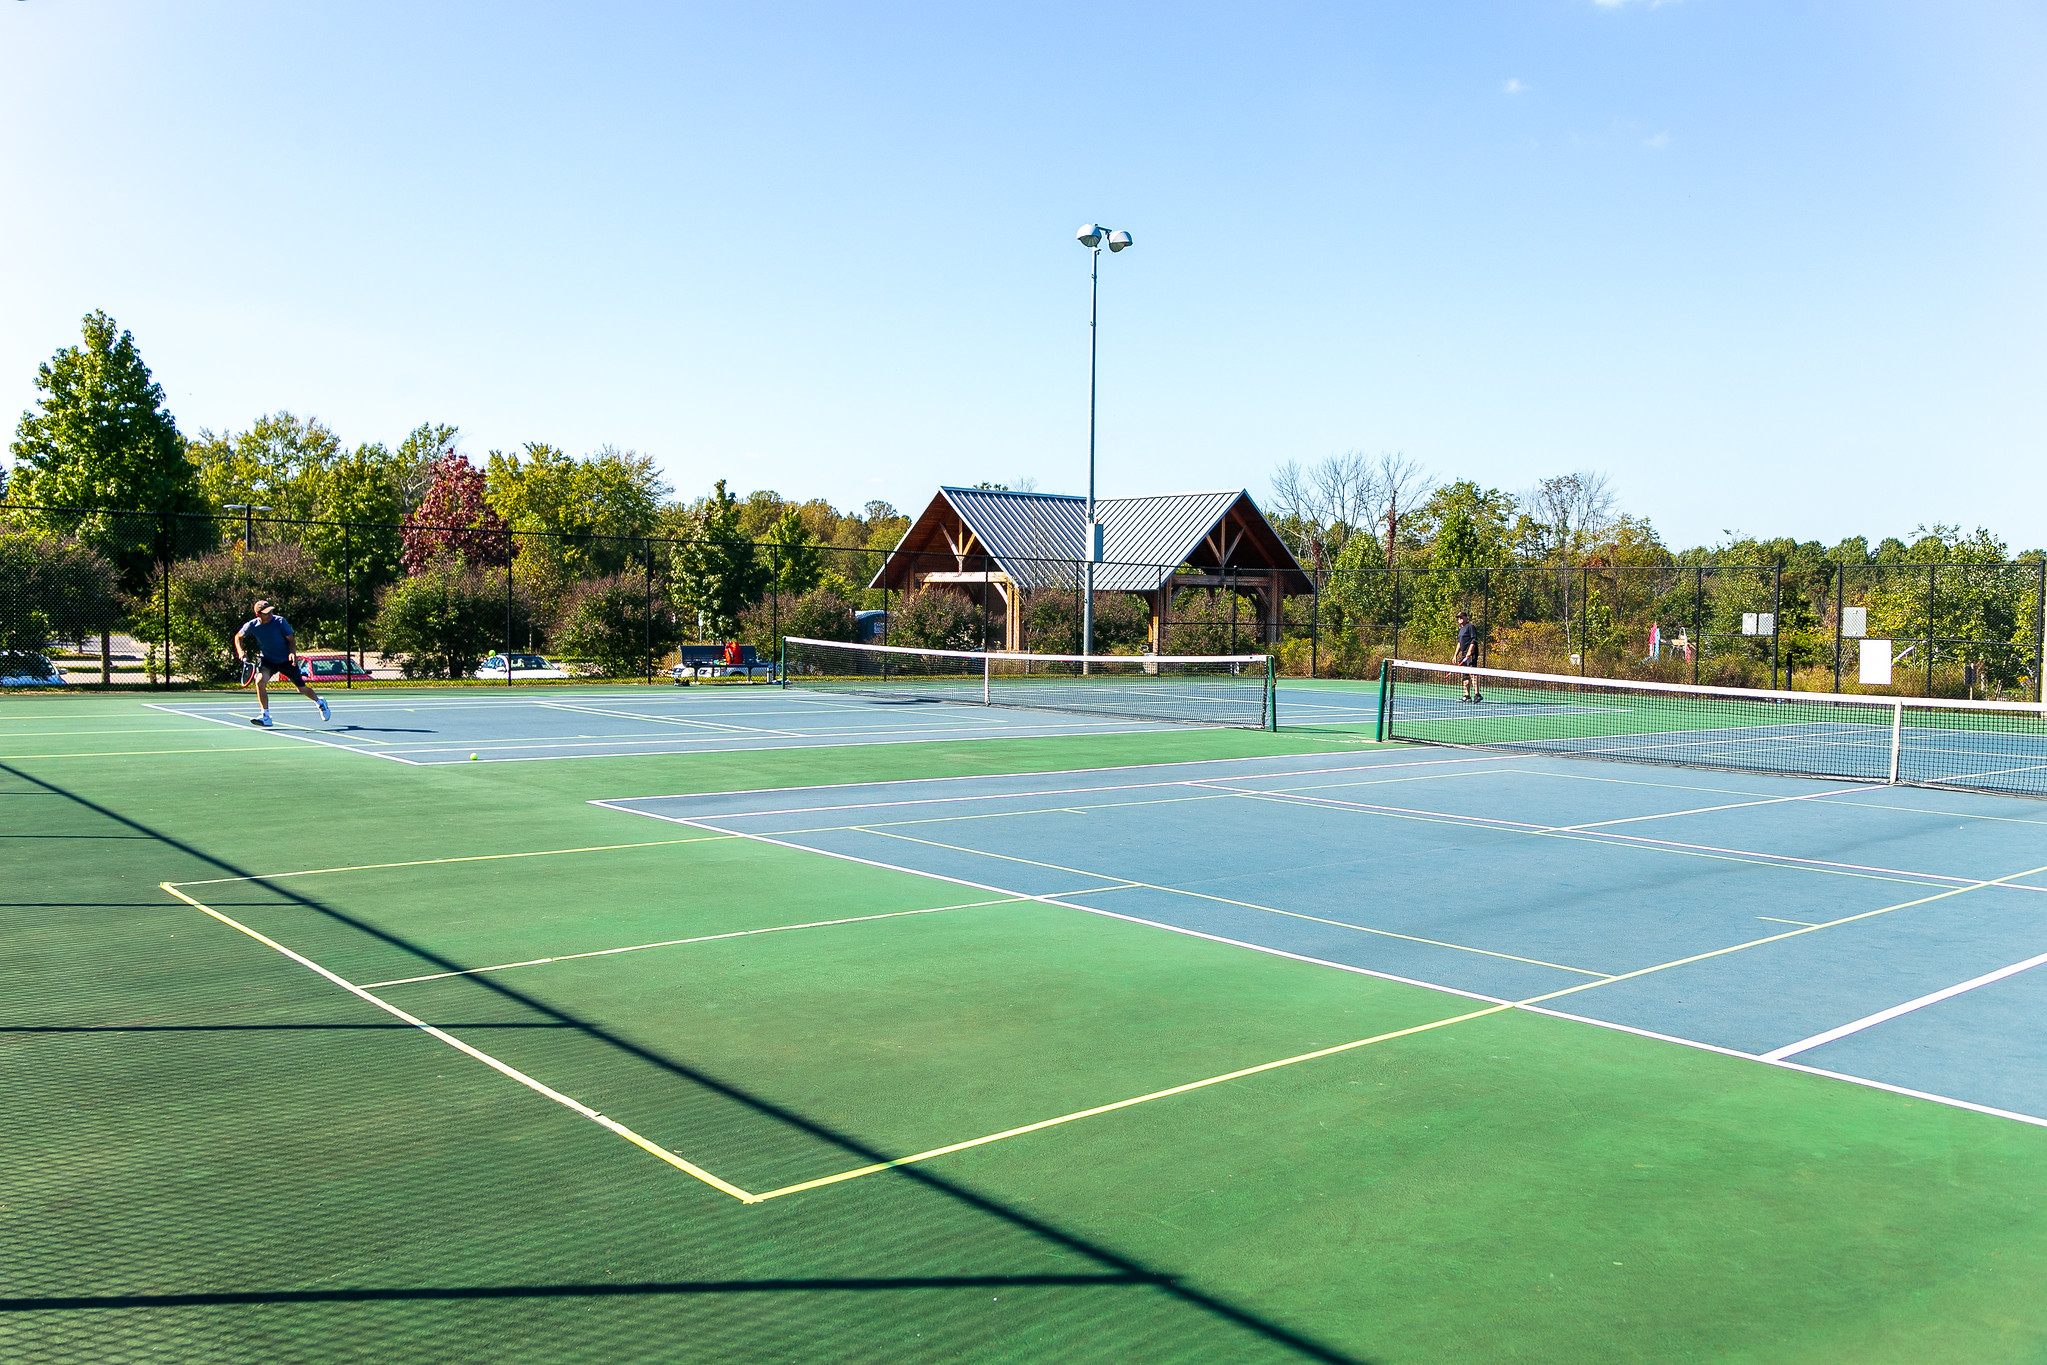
[400,452,516,574]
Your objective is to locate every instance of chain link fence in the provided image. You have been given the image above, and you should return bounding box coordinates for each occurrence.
[4,500,2041,700]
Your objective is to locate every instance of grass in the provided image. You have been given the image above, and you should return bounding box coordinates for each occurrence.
[4,690,2046,1362]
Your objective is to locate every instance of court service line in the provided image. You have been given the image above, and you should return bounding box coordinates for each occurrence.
[599,749,1513,809]
[586,800,1515,1010]
[1557,786,1869,831]
[1515,860,2047,1011]
[848,825,1612,979]
[158,882,759,1203]
[140,704,425,765]
[532,700,802,738]
[1760,945,2047,1062]
[170,835,740,887]
[1514,1004,2047,1130]
[1202,783,1964,892]
[747,1004,1512,1201]
[358,898,1030,989]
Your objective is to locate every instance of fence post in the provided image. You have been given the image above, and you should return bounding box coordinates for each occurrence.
[1481,568,1492,668]
[1229,569,1238,655]
[343,524,353,688]
[1771,561,1782,689]
[769,544,780,681]
[644,537,654,684]
[1693,566,1703,686]
[1390,567,1400,667]
[160,513,171,688]
[505,545,514,687]
[1307,568,1318,677]
[2036,558,2045,704]
[1842,564,1858,695]
[1579,566,1588,677]
[1926,563,1936,696]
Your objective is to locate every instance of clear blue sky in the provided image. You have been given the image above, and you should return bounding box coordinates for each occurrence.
[3,1,2042,550]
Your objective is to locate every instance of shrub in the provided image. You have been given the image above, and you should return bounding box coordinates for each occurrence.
[1163,589,1261,656]
[135,544,344,683]
[0,533,125,675]
[888,587,980,651]
[376,564,531,678]
[1022,590,1151,655]
[738,583,859,657]
[555,574,679,678]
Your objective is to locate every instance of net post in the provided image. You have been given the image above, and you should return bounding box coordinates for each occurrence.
[983,652,991,706]
[1889,701,1904,783]
[778,635,786,688]
[1375,657,1391,742]
[1266,654,1277,731]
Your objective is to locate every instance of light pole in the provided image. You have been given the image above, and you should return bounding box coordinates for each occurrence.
[1076,222,1133,660]
[222,504,270,552]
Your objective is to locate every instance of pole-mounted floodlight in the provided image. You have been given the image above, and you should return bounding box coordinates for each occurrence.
[222,503,271,551]
[1076,222,1133,663]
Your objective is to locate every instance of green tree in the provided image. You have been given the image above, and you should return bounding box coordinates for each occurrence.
[0,532,124,674]
[374,564,530,678]
[766,507,827,597]
[189,411,343,529]
[555,573,677,677]
[671,480,769,638]
[8,310,208,587]
[301,444,407,597]
[888,587,980,651]
[134,544,345,683]
[393,423,460,512]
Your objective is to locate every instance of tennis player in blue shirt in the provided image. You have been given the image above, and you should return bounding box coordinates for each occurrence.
[1454,610,1484,703]
[234,599,331,727]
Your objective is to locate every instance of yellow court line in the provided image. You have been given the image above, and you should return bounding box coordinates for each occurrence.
[854,826,1612,979]
[170,835,740,887]
[0,747,276,759]
[749,1003,1512,1201]
[358,897,1032,988]
[159,882,760,1203]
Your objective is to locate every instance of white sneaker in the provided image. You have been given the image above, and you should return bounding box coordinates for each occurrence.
[317,698,331,723]
[251,715,274,727]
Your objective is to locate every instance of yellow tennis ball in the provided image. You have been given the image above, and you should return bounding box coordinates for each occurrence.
[469,753,479,761]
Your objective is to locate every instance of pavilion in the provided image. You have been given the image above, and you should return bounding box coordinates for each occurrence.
[870,487,1312,652]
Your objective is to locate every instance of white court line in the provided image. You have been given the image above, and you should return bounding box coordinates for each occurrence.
[586,798,1516,1009]
[1517,1005,2047,1130]
[1558,786,1869,831]
[159,881,757,1202]
[141,703,425,765]
[533,699,802,737]
[173,835,737,887]
[1760,946,2047,1061]
[359,897,1029,988]
[600,750,1515,816]
[586,798,2047,1135]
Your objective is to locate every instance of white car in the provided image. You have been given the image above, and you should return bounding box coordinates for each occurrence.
[474,653,570,680]
[1,655,66,686]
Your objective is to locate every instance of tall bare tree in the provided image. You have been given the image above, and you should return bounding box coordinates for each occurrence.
[1520,471,1618,563]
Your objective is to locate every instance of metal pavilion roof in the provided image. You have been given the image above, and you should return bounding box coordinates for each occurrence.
[875,487,1310,593]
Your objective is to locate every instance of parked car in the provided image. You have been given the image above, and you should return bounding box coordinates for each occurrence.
[296,652,376,683]
[0,654,66,686]
[475,653,570,680]
[667,644,775,682]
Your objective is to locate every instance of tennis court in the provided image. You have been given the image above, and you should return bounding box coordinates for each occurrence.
[8,666,2047,1363]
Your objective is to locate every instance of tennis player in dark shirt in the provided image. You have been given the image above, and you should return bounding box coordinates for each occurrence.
[1454,610,1484,703]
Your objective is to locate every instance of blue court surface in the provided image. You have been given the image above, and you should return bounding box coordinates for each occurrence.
[592,746,2047,1127]
[144,686,1191,762]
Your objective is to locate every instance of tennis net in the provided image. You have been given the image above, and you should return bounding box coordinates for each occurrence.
[781,637,1276,730]
[1377,659,2047,797]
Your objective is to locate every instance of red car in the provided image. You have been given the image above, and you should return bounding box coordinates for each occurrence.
[296,652,377,683]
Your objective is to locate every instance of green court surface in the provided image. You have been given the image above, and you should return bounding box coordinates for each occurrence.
[6,689,2047,1363]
